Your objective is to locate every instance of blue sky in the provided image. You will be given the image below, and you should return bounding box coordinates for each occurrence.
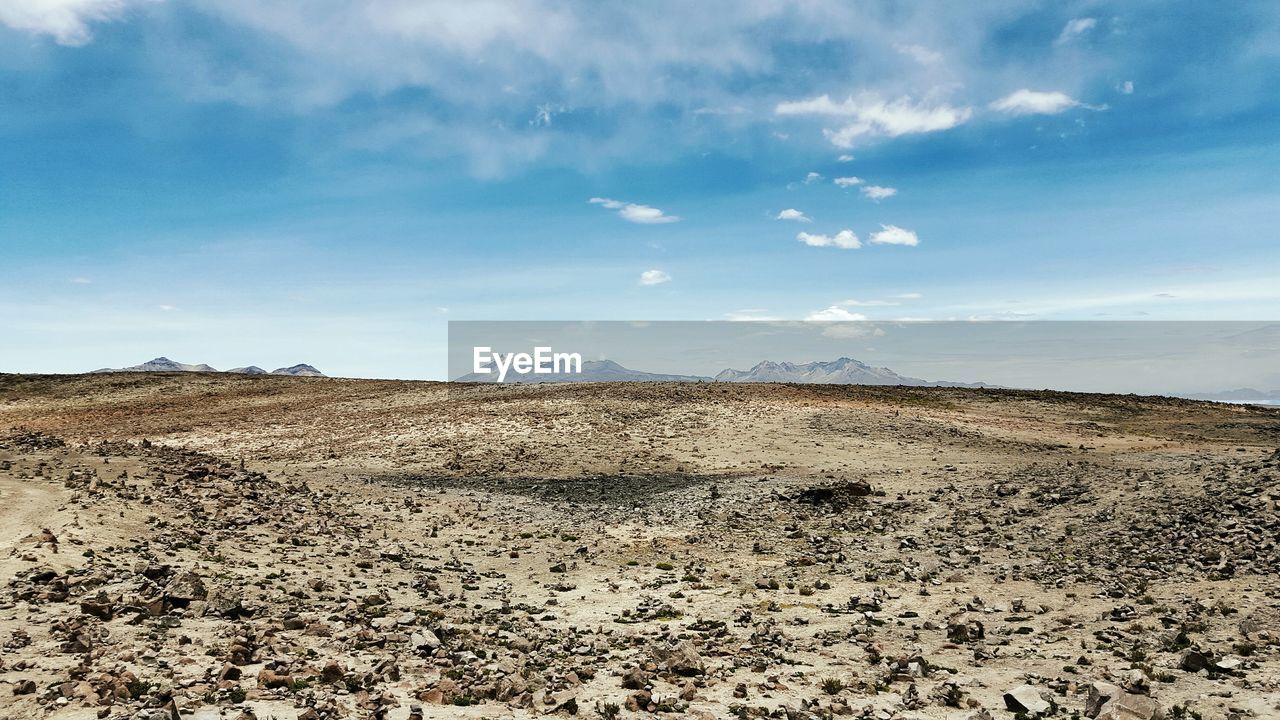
[1,1,1277,379]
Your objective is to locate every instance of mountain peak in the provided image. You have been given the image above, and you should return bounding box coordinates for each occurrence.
[92,357,219,373]
[227,366,268,375]
[271,364,325,377]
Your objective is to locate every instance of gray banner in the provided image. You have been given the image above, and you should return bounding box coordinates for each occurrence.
[447,320,1280,402]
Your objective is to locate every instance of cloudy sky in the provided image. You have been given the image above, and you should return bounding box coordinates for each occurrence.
[1,1,1277,378]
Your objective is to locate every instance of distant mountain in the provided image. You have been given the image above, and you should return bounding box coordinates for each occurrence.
[92,358,325,377]
[715,357,990,388]
[716,357,920,385]
[92,357,217,374]
[1179,388,1280,405]
[455,359,712,383]
[271,364,325,377]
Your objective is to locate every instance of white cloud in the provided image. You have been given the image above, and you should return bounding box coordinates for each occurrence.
[894,43,942,65]
[833,176,863,187]
[1056,17,1097,44]
[776,93,972,148]
[868,224,919,246]
[990,89,1089,115]
[532,103,564,127]
[798,230,861,250]
[1119,80,1134,95]
[157,304,177,312]
[803,171,823,184]
[111,4,905,176]
[776,208,812,223]
[70,277,92,284]
[0,0,141,47]
[893,292,922,299]
[805,306,868,321]
[620,204,679,224]
[590,197,679,224]
[638,269,671,286]
[19,3,1120,177]
[860,185,897,200]
[0,4,1136,180]
[837,154,854,162]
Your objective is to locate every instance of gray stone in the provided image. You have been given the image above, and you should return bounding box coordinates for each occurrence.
[1086,681,1121,717]
[1003,684,1052,716]
[1096,692,1162,720]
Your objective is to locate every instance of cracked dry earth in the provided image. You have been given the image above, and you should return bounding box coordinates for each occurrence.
[0,373,1278,720]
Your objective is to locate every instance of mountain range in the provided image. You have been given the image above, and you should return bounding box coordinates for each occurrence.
[456,356,990,387]
[82,357,1280,403]
[1180,388,1280,405]
[92,357,325,377]
[715,357,988,387]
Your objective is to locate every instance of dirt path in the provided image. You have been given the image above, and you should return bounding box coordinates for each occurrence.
[0,476,66,550]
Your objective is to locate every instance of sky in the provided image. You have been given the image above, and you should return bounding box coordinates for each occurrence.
[1,1,1278,380]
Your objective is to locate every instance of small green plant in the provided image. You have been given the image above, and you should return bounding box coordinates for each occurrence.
[820,677,845,695]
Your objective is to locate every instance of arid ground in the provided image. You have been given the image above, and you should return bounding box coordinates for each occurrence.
[0,373,1277,720]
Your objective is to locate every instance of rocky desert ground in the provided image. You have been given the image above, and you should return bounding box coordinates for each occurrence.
[0,372,1277,720]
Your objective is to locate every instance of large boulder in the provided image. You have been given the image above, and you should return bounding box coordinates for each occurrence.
[664,641,705,677]
[164,571,207,604]
[1097,694,1162,720]
[1087,681,1163,720]
[1003,684,1052,716]
[1087,681,1122,717]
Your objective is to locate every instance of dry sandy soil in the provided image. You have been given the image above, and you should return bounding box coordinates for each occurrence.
[0,372,1277,720]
